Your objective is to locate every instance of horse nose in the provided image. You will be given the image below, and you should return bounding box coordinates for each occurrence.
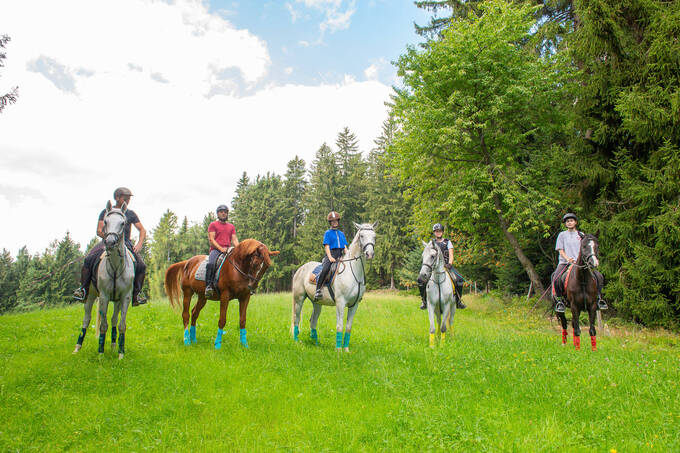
[104,236,116,248]
[417,275,425,285]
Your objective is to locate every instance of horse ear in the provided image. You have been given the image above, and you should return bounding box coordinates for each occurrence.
[422,240,428,247]
[353,221,360,230]
[594,228,600,239]
[269,250,280,257]
[121,201,128,213]
[106,200,112,212]
[372,221,378,229]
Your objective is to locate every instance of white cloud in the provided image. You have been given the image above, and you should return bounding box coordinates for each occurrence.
[364,64,379,80]
[363,57,389,81]
[285,2,299,23]
[284,67,294,75]
[0,0,392,254]
[295,0,356,35]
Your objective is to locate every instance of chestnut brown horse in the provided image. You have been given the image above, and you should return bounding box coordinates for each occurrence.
[164,239,279,349]
[556,234,602,351]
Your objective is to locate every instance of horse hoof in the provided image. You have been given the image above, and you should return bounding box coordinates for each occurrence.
[215,343,221,350]
[343,347,350,353]
[111,343,116,351]
[73,344,81,354]
[118,353,124,360]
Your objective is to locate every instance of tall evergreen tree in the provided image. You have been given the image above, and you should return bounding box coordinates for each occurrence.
[335,127,367,227]
[148,209,179,299]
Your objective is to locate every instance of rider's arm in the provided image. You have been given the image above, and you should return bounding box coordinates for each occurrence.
[558,249,575,264]
[96,220,105,239]
[231,232,239,247]
[325,244,335,262]
[209,231,227,253]
[133,222,146,253]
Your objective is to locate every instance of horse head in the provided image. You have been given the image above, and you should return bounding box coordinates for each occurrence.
[417,240,440,285]
[353,221,377,259]
[103,200,127,250]
[580,234,600,269]
[237,240,280,292]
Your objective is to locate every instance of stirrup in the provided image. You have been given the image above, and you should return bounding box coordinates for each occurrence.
[456,300,466,309]
[314,289,322,300]
[555,299,566,313]
[73,287,87,302]
[205,285,216,299]
[419,300,427,310]
[597,297,608,310]
[132,294,147,306]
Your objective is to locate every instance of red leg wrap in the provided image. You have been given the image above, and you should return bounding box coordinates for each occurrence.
[591,336,597,351]
[573,334,580,350]
[561,329,567,344]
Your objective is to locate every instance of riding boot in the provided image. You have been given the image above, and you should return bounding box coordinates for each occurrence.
[132,266,147,306]
[205,263,216,298]
[74,264,92,302]
[418,284,427,310]
[456,293,467,309]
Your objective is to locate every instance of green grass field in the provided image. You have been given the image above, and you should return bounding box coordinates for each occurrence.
[1,292,679,452]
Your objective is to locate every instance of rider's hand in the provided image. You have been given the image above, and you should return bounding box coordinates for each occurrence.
[444,263,452,270]
[568,258,576,264]
[133,243,142,253]
[329,257,336,263]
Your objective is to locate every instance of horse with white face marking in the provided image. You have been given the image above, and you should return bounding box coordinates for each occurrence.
[291,222,377,351]
[417,240,455,347]
[73,201,135,359]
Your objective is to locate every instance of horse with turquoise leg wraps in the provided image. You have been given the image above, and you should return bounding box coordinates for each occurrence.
[165,239,279,349]
[291,222,377,351]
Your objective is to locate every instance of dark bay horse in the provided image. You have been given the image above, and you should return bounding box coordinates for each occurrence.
[556,234,601,350]
[164,239,279,349]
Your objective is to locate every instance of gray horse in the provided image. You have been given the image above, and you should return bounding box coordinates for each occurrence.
[73,201,135,359]
[291,222,376,351]
[417,240,455,347]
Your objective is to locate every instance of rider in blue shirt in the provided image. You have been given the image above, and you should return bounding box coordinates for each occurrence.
[314,211,348,300]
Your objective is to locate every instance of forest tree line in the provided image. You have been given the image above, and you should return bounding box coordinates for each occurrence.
[1,0,678,328]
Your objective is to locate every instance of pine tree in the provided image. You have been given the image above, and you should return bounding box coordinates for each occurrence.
[335,127,367,227]
[148,209,179,299]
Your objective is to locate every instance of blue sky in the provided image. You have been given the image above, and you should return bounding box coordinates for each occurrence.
[0,0,434,254]
[210,0,430,86]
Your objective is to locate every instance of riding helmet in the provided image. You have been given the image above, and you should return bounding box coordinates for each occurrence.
[562,213,578,223]
[327,211,341,222]
[216,204,229,213]
[432,223,444,232]
[113,187,133,199]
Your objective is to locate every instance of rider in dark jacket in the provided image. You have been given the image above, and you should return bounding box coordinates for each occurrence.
[418,223,466,310]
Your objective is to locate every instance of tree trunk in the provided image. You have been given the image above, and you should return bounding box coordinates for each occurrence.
[493,193,546,295]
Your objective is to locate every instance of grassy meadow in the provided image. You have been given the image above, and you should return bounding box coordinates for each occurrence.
[1,292,679,452]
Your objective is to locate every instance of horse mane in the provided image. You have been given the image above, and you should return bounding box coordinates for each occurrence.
[233,239,263,260]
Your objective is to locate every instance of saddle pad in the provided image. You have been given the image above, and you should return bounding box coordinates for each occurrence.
[309,262,337,285]
[194,252,229,282]
[552,265,574,298]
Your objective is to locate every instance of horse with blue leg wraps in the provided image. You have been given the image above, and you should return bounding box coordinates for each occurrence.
[417,240,455,347]
[291,222,376,351]
[73,201,135,359]
[165,239,279,349]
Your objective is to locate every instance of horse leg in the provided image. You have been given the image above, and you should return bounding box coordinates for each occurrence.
[335,300,347,350]
[118,295,131,359]
[309,302,322,345]
[74,294,96,353]
[238,296,250,348]
[440,302,451,346]
[557,312,568,345]
[343,302,360,352]
[214,297,229,350]
[182,288,193,345]
[98,297,110,354]
[587,301,598,351]
[291,291,306,342]
[189,294,207,344]
[571,305,581,350]
[427,295,437,348]
[110,303,120,352]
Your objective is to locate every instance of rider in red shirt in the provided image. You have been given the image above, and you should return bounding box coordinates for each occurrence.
[205,204,239,298]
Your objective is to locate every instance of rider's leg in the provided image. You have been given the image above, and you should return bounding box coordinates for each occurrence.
[594,270,608,310]
[418,282,427,310]
[315,257,331,299]
[553,263,567,313]
[131,249,147,306]
[448,267,466,309]
[205,250,220,298]
[74,243,104,301]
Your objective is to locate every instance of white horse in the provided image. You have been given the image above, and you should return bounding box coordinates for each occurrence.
[291,222,377,351]
[417,240,456,347]
[73,201,135,359]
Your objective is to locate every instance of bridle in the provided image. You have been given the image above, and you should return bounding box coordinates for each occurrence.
[422,242,446,284]
[104,210,127,251]
[226,250,267,290]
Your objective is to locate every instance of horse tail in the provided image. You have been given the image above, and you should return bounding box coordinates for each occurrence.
[165,261,187,309]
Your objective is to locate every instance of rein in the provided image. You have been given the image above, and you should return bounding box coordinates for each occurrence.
[226,252,266,288]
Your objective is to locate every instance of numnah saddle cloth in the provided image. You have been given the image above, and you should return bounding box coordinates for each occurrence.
[194,248,232,281]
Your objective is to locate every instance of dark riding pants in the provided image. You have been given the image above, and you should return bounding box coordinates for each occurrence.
[206,249,222,287]
[316,248,344,292]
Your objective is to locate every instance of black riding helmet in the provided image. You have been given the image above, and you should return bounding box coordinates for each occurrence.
[562,213,578,223]
[216,204,229,214]
[432,223,444,232]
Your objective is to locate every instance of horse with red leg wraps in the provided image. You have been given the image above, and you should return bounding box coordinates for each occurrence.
[164,239,279,349]
[555,234,602,350]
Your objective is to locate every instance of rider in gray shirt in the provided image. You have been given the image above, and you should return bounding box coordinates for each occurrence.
[552,213,608,312]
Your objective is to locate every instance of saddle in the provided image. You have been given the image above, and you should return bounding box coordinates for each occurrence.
[194,249,231,282]
[309,261,338,285]
[552,265,574,299]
